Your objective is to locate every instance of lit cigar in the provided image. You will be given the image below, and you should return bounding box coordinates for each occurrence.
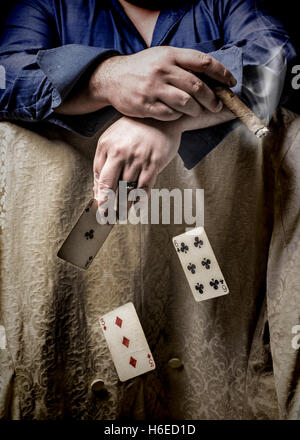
[213,86,269,138]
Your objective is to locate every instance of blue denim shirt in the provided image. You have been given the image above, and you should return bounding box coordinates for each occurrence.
[0,0,297,168]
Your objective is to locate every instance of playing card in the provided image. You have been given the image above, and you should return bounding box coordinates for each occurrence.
[172,227,229,302]
[99,302,156,382]
[57,199,113,270]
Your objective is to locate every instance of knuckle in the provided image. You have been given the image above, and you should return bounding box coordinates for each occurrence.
[93,161,102,174]
[94,170,100,180]
[98,180,112,191]
[192,80,204,93]
[110,145,124,159]
[137,100,149,117]
[159,45,173,60]
[140,79,154,97]
[145,101,156,116]
[97,137,107,150]
[151,155,162,169]
[161,109,175,119]
[151,49,173,74]
[180,94,192,107]
[199,54,212,69]
[148,102,173,118]
[160,105,175,117]
[135,94,149,115]
[165,108,175,116]
[137,78,155,98]
[150,62,166,76]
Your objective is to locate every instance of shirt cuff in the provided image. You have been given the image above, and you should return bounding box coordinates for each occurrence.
[37,44,120,107]
[179,45,287,169]
[210,45,244,96]
[178,45,243,169]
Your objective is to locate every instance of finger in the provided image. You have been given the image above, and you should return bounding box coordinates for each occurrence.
[121,162,141,183]
[158,85,204,117]
[130,166,158,219]
[172,48,237,87]
[145,101,183,121]
[93,151,107,199]
[94,157,123,216]
[121,162,142,212]
[168,66,222,113]
[137,167,158,197]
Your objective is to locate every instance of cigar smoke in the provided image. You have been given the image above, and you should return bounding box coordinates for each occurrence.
[212,45,287,139]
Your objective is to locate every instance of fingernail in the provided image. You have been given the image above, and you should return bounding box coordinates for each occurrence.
[229,77,237,87]
[216,100,223,112]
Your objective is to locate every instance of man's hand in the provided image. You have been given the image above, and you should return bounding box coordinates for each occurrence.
[56,46,236,118]
[90,46,236,121]
[94,102,235,209]
[93,103,237,210]
[93,116,183,207]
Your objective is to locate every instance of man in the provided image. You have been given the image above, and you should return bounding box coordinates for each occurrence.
[0,0,297,206]
[0,0,299,420]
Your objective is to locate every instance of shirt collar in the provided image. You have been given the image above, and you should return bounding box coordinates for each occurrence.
[110,0,192,48]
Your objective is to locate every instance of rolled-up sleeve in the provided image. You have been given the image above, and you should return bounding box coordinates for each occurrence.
[0,0,120,133]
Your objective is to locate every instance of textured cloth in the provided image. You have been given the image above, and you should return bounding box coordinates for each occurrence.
[0,107,299,420]
[0,0,297,168]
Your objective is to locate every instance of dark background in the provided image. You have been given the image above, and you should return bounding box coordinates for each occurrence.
[264,0,300,50]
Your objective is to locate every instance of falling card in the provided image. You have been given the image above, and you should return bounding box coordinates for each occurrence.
[57,199,113,270]
[172,227,229,302]
[99,302,156,382]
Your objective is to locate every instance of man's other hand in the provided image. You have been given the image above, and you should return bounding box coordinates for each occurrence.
[93,116,183,207]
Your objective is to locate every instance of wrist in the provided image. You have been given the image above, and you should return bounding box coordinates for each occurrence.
[88,58,115,108]
[157,116,185,136]
[176,115,195,133]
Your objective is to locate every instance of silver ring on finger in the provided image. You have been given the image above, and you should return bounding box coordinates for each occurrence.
[125,181,138,190]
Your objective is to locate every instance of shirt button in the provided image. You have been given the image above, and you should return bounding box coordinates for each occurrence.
[167,357,183,370]
[91,379,107,397]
